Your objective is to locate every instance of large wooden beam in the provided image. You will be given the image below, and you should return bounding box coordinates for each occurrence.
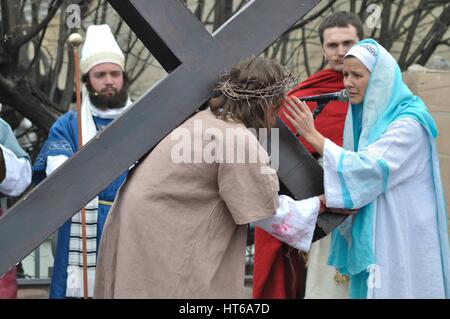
[0,0,322,275]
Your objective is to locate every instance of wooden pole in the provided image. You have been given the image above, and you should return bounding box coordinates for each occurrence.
[68,32,89,299]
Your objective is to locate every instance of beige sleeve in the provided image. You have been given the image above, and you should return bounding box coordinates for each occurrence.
[218,130,279,225]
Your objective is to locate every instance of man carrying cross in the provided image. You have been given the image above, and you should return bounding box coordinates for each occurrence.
[93,56,356,299]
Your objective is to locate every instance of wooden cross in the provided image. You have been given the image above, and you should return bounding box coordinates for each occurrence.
[0,0,326,275]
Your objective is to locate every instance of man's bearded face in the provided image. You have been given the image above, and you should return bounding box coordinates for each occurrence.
[86,62,129,110]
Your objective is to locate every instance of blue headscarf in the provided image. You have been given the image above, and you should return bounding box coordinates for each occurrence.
[327,39,449,298]
[0,118,29,160]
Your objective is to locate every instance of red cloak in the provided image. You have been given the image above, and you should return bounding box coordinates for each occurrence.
[253,68,347,299]
[0,208,17,299]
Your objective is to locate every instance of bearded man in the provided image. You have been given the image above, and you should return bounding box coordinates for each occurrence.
[33,24,131,298]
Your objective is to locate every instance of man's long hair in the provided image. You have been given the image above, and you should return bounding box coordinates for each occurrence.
[210,57,294,130]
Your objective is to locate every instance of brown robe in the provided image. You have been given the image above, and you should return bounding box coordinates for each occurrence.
[94,108,279,298]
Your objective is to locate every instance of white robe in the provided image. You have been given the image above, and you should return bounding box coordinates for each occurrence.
[0,144,31,197]
[305,234,349,299]
[324,118,449,298]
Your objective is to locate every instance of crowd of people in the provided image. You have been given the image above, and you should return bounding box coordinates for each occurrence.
[1,11,449,299]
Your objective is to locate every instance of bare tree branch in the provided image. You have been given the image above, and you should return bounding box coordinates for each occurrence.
[357,0,369,20]
[100,0,108,24]
[20,20,48,82]
[286,0,338,33]
[129,53,154,84]
[398,0,426,67]
[59,45,75,111]
[1,0,17,37]
[7,0,62,53]
[391,0,405,34]
[194,0,205,21]
[301,27,311,77]
[49,1,69,101]
[0,73,60,130]
[379,0,392,50]
[349,0,356,13]
[414,4,450,66]
[213,0,233,31]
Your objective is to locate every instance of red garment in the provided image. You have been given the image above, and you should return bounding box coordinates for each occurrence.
[0,269,17,299]
[253,229,307,298]
[280,68,347,152]
[253,69,347,299]
[0,208,18,299]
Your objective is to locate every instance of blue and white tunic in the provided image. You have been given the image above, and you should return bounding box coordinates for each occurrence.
[34,111,127,299]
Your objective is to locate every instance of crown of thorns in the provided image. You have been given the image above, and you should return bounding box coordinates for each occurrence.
[215,72,297,101]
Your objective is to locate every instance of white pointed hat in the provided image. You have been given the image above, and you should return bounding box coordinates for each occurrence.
[80,24,125,75]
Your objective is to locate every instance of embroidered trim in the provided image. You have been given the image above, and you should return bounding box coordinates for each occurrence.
[98,200,113,206]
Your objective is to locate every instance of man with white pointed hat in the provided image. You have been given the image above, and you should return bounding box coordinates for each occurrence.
[33,24,132,299]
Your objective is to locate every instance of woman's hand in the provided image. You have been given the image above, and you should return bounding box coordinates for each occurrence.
[284,97,316,138]
[319,194,358,215]
[284,97,325,155]
[327,207,358,215]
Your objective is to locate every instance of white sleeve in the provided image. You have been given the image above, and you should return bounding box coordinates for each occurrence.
[254,195,320,252]
[0,145,31,196]
[323,118,429,209]
[46,154,69,176]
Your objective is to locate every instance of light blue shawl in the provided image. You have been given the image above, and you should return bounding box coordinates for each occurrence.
[327,39,450,298]
[0,118,29,160]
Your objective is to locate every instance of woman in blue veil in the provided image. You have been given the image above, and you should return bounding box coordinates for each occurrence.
[285,39,450,298]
